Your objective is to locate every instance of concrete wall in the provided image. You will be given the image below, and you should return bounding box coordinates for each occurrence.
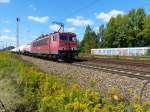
[91,47,150,56]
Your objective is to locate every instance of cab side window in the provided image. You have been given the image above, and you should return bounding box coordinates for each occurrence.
[33,39,48,47]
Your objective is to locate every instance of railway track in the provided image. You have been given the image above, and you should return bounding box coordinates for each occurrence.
[72,62,150,80]
[79,57,150,68]
[20,54,150,80]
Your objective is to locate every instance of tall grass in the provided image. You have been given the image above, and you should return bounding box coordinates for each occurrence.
[0,52,149,112]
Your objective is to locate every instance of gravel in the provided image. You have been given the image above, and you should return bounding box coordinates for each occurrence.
[21,55,150,102]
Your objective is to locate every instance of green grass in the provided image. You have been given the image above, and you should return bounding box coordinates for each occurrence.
[0,52,150,112]
[0,52,27,111]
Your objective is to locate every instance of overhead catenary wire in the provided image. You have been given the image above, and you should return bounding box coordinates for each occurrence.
[48,0,100,32]
[33,0,100,38]
[69,0,98,16]
[53,0,100,22]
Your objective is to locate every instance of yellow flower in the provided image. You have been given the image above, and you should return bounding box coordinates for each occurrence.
[113,95,119,101]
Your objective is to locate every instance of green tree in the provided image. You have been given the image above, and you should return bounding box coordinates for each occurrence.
[100,8,149,48]
[140,15,150,46]
[128,8,146,46]
[80,25,97,53]
[97,25,105,47]
[102,17,118,48]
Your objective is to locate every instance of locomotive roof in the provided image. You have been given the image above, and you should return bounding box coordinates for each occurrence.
[59,32,76,35]
[33,32,76,42]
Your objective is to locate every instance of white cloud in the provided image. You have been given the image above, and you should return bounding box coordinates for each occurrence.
[32,35,38,40]
[3,29,12,33]
[0,35,15,41]
[49,24,76,32]
[95,9,124,22]
[27,16,49,23]
[66,16,93,26]
[29,4,37,11]
[94,26,99,31]
[65,27,76,32]
[49,24,60,31]
[0,0,10,3]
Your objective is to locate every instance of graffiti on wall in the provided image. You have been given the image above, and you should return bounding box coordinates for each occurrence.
[91,47,149,56]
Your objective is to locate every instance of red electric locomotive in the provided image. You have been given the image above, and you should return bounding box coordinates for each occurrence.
[31,23,78,61]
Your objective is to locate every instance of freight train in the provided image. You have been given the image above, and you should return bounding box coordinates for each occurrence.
[11,22,79,61]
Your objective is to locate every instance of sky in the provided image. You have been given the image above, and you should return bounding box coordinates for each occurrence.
[0,0,150,48]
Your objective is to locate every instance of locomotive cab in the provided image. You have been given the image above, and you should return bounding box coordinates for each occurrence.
[58,32,78,61]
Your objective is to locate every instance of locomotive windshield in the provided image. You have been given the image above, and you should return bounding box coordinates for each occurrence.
[69,36,76,41]
[60,35,76,42]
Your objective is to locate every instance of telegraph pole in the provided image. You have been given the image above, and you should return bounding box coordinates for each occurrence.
[16,17,20,48]
[5,41,7,48]
[0,41,3,50]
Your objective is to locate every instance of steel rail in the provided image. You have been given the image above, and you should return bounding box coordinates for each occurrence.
[72,62,150,80]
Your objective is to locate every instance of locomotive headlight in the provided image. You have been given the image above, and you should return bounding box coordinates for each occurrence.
[60,47,65,50]
[72,47,77,50]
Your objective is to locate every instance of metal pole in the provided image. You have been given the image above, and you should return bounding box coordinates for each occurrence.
[5,41,7,48]
[2,42,4,49]
[0,41,3,50]
[1,41,4,50]
[16,17,20,48]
